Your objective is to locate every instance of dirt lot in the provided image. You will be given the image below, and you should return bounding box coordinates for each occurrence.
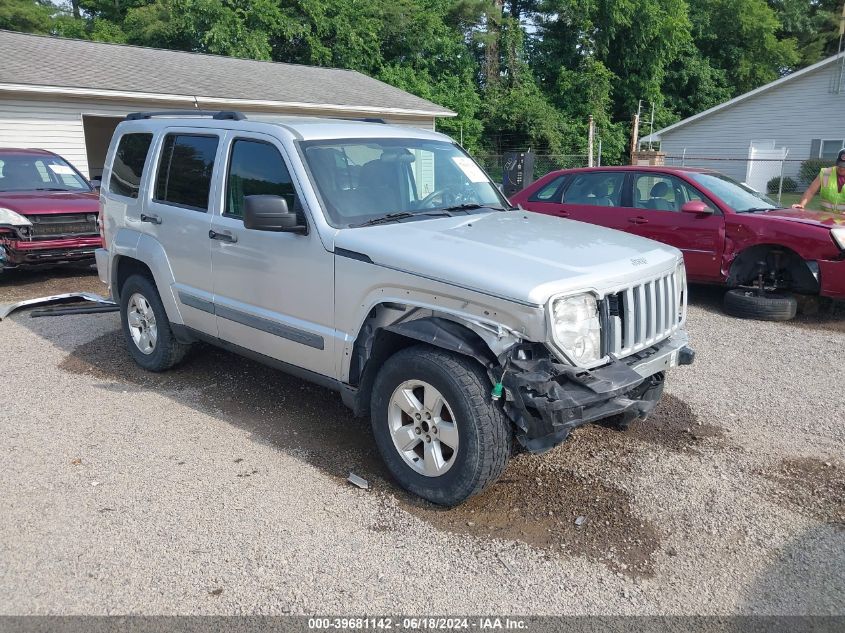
[0,268,843,614]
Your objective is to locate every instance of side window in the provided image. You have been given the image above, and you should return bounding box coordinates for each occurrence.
[225,139,297,218]
[563,172,625,207]
[633,174,706,212]
[154,134,219,211]
[110,133,153,199]
[528,175,567,202]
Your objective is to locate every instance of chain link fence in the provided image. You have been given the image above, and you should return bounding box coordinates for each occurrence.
[662,153,818,207]
[472,153,589,185]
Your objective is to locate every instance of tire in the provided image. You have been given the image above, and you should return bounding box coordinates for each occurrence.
[723,288,798,321]
[370,345,512,506]
[119,273,190,371]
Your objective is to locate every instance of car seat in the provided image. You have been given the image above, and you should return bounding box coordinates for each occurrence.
[647,181,675,211]
[587,180,614,206]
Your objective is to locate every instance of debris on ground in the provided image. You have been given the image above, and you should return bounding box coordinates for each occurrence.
[574,516,587,527]
[347,472,370,490]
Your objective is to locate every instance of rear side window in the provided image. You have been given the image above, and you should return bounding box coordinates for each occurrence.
[154,134,219,211]
[528,175,567,202]
[563,172,625,207]
[225,139,297,218]
[110,133,152,199]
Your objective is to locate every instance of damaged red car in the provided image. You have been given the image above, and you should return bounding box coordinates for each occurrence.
[0,148,101,270]
[511,166,845,320]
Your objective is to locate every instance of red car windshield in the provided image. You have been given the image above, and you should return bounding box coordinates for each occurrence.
[689,172,778,213]
[0,154,91,193]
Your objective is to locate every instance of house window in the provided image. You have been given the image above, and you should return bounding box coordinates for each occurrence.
[820,140,845,160]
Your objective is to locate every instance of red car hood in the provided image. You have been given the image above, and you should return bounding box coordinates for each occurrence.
[757,208,845,228]
[0,191,99,215]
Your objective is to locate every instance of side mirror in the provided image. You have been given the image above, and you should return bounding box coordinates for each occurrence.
[681,200,714,215]
[243,195,306,233]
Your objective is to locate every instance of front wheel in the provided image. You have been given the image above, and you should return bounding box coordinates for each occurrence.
[723,288,798,321]
[370,345,512,506]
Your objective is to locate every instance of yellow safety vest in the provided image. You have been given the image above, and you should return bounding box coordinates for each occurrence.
[819,167,845,213]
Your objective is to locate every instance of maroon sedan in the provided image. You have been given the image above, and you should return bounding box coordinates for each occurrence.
[511,166,845,320]
[0,148,101,270]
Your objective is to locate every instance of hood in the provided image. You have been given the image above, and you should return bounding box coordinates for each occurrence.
[334,211,681,305]
[755,208,845,228]
[0,191,99,216]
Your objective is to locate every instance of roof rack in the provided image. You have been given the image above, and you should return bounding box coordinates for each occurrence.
[125,110,247,121]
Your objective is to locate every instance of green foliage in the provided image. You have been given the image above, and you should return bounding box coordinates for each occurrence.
[689,0,799,95]
[0,0,835,169]
[799,159,829,185]
[0,0,53,33]
[767,176,797,193]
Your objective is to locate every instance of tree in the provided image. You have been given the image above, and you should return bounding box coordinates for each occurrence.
[0,0,53,34]
[689,0,799,95]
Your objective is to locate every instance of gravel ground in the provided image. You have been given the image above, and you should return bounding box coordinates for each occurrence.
[0,269,842,615]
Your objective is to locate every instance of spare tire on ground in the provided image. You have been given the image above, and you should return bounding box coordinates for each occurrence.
[723,288,798,321]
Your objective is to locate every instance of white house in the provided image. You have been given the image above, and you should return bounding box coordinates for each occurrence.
[642,53,845,190]
[0,30,455,179]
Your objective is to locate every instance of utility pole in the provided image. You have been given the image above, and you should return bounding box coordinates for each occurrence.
[587,115,595,167]
[630,113,640,165]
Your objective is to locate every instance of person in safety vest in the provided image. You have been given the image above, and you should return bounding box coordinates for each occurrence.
[792,148,845,212]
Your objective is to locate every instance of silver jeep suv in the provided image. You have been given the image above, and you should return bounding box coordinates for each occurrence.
[96,111,694,505]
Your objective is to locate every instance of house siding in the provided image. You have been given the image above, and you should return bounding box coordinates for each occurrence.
[0,93,437,178]
[656,60,845,183]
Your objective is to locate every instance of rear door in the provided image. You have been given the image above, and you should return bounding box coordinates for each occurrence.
[624,172,725,280]
[140,128,223,335]
[557,171,629,231]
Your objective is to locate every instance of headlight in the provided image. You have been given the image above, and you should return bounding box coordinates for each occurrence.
[550,293,601,365]
[0,207,32,227]
[832,227,845,250]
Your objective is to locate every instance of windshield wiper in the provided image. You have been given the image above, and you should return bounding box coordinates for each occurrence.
[738,207,776,213]
[351,210,451,227]
[33,187,72,192]
[439,203,507,213]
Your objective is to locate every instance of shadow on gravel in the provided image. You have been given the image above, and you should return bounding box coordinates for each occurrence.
[743,525,845,614]
[0,266,102,304]
[58,328,721,577]
[757,457,845,529]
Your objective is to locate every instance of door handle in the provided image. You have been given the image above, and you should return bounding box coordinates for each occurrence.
[628,216,649,225]
[140,213,162,225]
[208,229,237,243]
[558,210,571,218]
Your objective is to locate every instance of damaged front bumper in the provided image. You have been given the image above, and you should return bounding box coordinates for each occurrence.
[0,236,100,269]
[501,332,695,453]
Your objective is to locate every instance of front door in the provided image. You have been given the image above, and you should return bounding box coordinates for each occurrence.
[624,173,725,280]
[209,132,335,378]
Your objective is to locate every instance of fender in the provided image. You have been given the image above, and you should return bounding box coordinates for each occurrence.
[109,228,184,324]
[343,303,528,417]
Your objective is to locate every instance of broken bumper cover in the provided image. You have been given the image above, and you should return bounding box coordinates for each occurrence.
[0,236,100,268]
[502,332,694,453]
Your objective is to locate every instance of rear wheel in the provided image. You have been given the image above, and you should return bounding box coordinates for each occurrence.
[120,274,190,371]
[370,345,512,506]
[723,288,798,321]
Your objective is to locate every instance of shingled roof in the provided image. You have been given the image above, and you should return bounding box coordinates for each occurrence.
[0,30,455,117]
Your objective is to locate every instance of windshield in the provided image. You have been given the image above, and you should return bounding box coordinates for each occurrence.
[0,154,91,193]
[300,138,506,227]
[689,172,778,212]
